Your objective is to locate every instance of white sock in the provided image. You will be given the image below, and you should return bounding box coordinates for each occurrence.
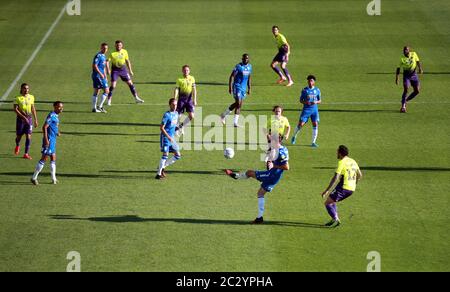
[158,157,167,175]
[164,156,180,168]
[50,161,56,181]
[180,117,190,128]
[258,197,265,218]
[222,108,231,117]
[234,114,239,125]
[236,172,248,179]
[92,95,98,109]
[293,125,301,137]
[99,94,107,108]
[312,126,318,143]
[32,160,45,180]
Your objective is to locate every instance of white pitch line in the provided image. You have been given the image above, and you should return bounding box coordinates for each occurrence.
[0,4,66,105]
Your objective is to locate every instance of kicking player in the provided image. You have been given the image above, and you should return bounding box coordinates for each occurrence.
[265,105,290,168]
[220,54,252,127]
[31,101,64,185]
[174,65,197,137]
[321,145,362,227]
[225,145,289,224]
[156,98,181,180]
[91,42,110,113]
[291,75,321,147]
[107,40,144,105]
[13,83,38,159]
[271,25,293,87]
[396,46,423,113]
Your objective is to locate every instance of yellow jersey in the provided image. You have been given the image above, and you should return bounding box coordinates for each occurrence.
[268,116,290,137]
[275,33,288,49]
[108,49,129,68]
[399,52,420,72]
[176,75,196,96]
[15,94,35,115]
[336,156,360,191]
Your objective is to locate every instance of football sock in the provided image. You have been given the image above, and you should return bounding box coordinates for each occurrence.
[221,108,231,118]
[236,172,248,179]
[164,155,181,168]
[50,161,56,181]
[258,197,265,218]
[406,91,419,101]
[326,204,338,220]
[32,160,45,180]
[15,137,20,147]
[282,68,292,81]
[312,126,318,144]
[92,94,98,109]
[99,93,108,108]
[234,114,239,125]
[272,67,283,78]
[179,117,190,129]
[129,84,137,97]
[108,86,114,99]
[158,156,168,175]
[293,125,302,137]
[25,137,31,154]
[401,92,407,105]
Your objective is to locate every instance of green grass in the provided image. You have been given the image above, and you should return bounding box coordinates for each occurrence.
[0,0,449,271]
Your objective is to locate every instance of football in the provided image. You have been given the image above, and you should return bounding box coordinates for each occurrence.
[224,147,235,159]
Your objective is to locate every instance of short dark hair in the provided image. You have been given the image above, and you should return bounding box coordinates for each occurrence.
[169,98,177,104]
[53,101,62,107]
[272,25,279,30]
[338,145,349,156]
[101,42,108,47]
[182,64,190,70]
[272,105,283,113]
[307,75,316,81]
[115,40,123,44]
[242,53,249,58]
[20,83,29,89]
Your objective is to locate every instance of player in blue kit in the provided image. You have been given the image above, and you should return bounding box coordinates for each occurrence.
[91,43,110,113]
[291,75,321,147]
[31,101,64,185]
[156,98,181,180]
[220,54,252,127]
[225,145,290,224]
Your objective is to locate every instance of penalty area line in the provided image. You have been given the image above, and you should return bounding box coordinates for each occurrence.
[0,4,66,106]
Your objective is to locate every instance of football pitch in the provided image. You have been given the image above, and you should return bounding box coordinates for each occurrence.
[0,0,449,272]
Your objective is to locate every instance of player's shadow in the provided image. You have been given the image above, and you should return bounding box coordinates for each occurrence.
[0,172,146,180]
[63,131,158,137]
[65,121,161,127]
[367,72,450,75]
[314,166,450,172]
[48,215,327,228]
[136,140,264,146]
[101,170,224,175]
[244,108,396,113]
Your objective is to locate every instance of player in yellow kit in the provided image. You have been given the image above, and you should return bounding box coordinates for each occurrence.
[265,105,290,170]
[396,46,423,113]
[271,26,294,87]
[13,83,38,159]
[321,145,362,227]
[106,40,144,105]
[174,65,197,137]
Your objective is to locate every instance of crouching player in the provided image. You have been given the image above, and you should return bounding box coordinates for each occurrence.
[31,101,64,185]
[156,98,181,180]
[321,145,362,227]
[225,145,289,224]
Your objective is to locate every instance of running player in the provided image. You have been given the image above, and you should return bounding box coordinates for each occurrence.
[91,43,109,113]
[270,25,293,87]
[396,46,423,113]
[174,65,197,137]
[220,54,252,127]
[31,101,64,185]
[321,145,362,227]
[13,83,38,159]
[291,75,321,147]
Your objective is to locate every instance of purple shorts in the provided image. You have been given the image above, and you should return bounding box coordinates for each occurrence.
[329,187,353,202]
[111,67,131,82]
[273,47,288,63]
[403,72,420,88]
[16,116,33,135]
[177,96,194,114]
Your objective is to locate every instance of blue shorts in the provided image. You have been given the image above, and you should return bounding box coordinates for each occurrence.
[300,108,320,124]
[42,138,57,156]
[160,136,179,153]
[92,75,109,89]
[255,169,283,192]
[233,86,247,100]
